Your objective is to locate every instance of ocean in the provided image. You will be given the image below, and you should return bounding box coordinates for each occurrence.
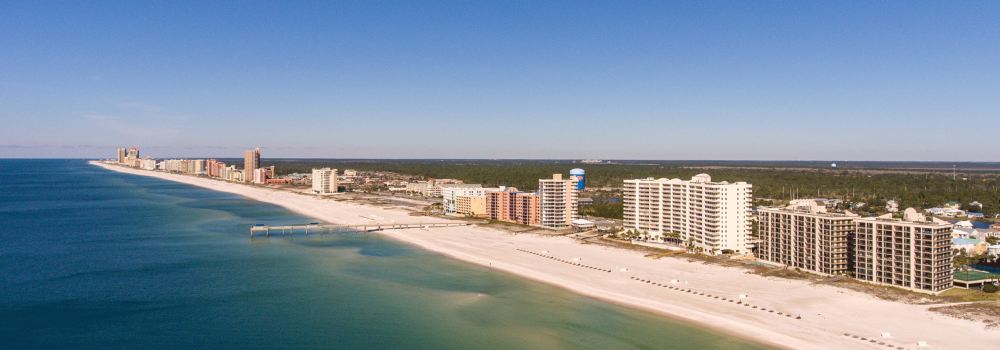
[0,160,772,349]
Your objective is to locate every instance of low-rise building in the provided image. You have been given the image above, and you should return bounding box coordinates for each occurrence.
[487,187,539,225]
[441,185,488,215]
[455,195,487,217]
[953,238,988,256]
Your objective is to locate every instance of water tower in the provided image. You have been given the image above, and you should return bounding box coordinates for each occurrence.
[569,168,585,191]
[831,163,837,169]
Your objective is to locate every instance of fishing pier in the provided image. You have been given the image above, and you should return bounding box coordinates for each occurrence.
[250,222,472,237]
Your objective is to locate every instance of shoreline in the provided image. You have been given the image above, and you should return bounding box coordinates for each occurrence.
[92,162,1000,350]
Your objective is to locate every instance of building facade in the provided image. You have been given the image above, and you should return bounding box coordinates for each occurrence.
[623,174,752,254]
[455,196,487,217]
[440,185,487,215]
[486,187,539,225]
[243,148,260,183]
[854,209,954,293]
[539,174,578,229]
[312,168,338,195]
[757,203,858,275]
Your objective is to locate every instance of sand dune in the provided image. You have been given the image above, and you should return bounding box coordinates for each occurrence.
[94,162,1000,350]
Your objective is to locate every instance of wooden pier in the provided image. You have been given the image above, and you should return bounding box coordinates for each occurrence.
[249,222,472,237]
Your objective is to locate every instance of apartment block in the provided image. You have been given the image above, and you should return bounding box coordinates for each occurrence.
[539,174,578,229]
[623,174,752,254]
[441,185,488,215]
[455,195,487,217]
[117,148,127,164]
[312,168,338,195]
[487,187,539,225]
[757,203,858,275]
[854,209,954,293]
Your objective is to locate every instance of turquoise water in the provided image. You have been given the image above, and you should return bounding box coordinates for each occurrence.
[0,160,773,349]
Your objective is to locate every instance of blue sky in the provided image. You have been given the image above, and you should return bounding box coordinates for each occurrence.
[2,1,998,160]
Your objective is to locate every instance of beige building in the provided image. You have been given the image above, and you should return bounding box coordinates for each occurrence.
[312,168,338,195]
[623,174,752,254]
[854,209,954,293]
[757,202,858,275]
[539,174,578,229]
[455,196,487,217]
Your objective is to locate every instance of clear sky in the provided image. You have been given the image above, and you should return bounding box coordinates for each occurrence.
[2,1,998,160]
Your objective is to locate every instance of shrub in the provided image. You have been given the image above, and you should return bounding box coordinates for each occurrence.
[983,284,998,293]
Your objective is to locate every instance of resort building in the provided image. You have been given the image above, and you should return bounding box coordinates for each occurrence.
[539,174,578,229]
[243,148,260,183]
[757,202,858,275]
[440,185,488,215]
[623,174,752,254]
[454,195,487,217]
[312,168,338,195]
[854,208,954,293]
[486,187,539,225]
[117,148,127,164]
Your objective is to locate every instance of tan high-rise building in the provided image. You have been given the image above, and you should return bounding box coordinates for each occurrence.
[757,203,858,275]
[117,148,127,164]
[539,174,578,229]
[854,209,953,293]
[623,174,752,254]
[243,148,260,183]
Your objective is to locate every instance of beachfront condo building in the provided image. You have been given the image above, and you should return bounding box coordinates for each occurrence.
[243,148,260,183]
[757,202,858,275]
[539,174,578,229]
[487,187,540,225]
[623,174,752,254]
[441,185,487,215]
[312,168,338,195]
[455,195,488,217]
[854,209,954,293]
[117,148,127,164]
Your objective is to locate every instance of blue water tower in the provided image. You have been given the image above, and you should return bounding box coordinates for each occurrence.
[570,168,585,191]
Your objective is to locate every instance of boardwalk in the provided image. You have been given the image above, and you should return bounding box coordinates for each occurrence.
[249,222,474,237]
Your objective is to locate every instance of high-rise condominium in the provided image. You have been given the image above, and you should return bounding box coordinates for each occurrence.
[854,209,953,293]
[757,202,858,275]
[538,174,578,229]
[243,148,260,183]
[623,174,752,254]
[312,168,338,195]
[117,148,127,164]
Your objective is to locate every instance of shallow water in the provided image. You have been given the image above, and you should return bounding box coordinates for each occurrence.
[0,160,773,349]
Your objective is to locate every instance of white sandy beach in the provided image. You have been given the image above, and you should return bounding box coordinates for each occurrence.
[94,162,1000,350]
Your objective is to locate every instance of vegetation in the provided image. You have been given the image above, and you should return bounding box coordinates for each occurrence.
[578,200,624,219]
[253,159,1000,217]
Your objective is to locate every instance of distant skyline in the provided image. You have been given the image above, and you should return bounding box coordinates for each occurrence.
[2,2,998,161]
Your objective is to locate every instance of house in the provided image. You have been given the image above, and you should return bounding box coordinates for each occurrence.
[953,227,975,239]
[992,223,1000,230]
[594,220,618,232]
[953,238,989,255]
[976,228,1000,239]
[968,212,985,218]
[970,201,983,210]
[989,245,1000,257]
[578,197,594,206]
[852,202,867,209]
[571,219,595,230]
[886,200,899,213]
[954,220,974,228]
[944,201,961,209]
